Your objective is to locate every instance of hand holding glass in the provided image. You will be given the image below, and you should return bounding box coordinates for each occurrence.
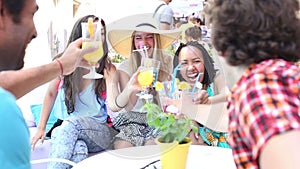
[81,19,103,79]
[137,68,154,99]
[137,58,160,99]
[141,58,160,86]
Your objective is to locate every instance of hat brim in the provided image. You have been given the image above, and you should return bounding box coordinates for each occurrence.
[107,15,181,57]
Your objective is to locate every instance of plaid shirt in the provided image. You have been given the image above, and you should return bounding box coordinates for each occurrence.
[228,59,300,169]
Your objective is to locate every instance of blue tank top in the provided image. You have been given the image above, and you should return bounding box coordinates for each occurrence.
[53,81,107,122]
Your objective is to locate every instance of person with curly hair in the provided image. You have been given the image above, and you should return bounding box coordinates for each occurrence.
[206,0,300,168]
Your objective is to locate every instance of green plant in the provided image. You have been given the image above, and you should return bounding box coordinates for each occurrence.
[142,100,198,144]
[110,53,125,63]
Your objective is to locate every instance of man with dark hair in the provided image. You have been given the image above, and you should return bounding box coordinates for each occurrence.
[206,0,300,168]
[0,0,95,168]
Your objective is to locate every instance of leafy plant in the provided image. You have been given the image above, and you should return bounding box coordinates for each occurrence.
[110,53,125,63]
[142,100,198,144]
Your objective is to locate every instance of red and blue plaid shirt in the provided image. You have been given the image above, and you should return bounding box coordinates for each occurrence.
[228,59,300,169]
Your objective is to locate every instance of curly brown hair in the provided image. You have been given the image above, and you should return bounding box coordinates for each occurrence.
[205,0,300,66]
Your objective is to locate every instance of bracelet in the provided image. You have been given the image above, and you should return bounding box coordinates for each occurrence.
[55,59,64,76]
[115,96,126,108]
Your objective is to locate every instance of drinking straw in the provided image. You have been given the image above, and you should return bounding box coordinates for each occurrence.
[143,46,148,58]
[170,63,182,98]
[192,73,203,94]
[133,42,148,59]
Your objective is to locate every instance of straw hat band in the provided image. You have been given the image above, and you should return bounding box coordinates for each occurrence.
[136,23,157,29]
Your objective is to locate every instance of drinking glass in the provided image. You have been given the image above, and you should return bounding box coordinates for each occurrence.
[181,83,202,99]
[137,58,160,99]
[142,58,160,85]
[137,67,154,99]
[157,81,181,114]
[81,18,103,79]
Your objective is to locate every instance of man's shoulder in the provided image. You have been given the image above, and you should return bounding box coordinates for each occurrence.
[155,2,173,17]
[0,87,30,169]
[0,87,20,116]
[0,87,15,105]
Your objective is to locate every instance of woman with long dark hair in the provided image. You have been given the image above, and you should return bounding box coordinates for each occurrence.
[31,15,117,169]
[174,41,229,148]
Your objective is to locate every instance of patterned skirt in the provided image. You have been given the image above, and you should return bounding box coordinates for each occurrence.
[112,111,160,146]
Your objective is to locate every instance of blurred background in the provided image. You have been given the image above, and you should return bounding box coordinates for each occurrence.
[19,0,205,109]
[27,0,205,65]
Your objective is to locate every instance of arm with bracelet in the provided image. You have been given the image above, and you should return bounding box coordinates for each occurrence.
[0,38,96,99]
[0,59,64,99]
[105,68,141,112]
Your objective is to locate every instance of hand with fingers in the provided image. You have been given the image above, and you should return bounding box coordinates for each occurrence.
[192,90,211,104]
[128,70,143,93]
[58,38,99,75]
[31,128,47,150]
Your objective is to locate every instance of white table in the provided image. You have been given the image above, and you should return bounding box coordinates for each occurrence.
[72,145,237,169]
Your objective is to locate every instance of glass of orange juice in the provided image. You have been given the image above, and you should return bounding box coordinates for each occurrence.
[141,58,160,86]
[136,58,160,99]
[81,18,103,79]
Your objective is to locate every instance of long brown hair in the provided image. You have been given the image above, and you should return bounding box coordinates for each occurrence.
[56,15,111,114]
[174,41,216,88]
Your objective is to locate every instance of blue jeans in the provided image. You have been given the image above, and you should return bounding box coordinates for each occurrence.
[47,116,117,169]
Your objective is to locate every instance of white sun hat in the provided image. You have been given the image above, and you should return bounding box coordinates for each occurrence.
[107,14,181,58]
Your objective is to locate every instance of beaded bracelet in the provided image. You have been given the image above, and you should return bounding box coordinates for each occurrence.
[55,59,64,76]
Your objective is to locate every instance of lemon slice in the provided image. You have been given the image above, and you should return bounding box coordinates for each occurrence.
[137,70,154,87]
[155,81,164,91]
[195,82,202,89]
[175,78,180,86]
[87,17,94,38]
[178,81,191,90]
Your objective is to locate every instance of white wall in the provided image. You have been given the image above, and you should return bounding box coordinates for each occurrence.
[74,0,154,24]
[17,0,156,115]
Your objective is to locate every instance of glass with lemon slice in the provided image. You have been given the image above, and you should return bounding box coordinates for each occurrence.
[138,69,154,89]
[81,17,103,79]
[141,58,160,86]
[136,68,154,99]
[181,82,202,99]
[136,58,160,99]
[155,81,170,111]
